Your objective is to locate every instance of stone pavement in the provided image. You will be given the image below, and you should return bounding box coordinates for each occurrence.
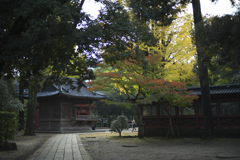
[26,128,137,160]
[27,134,92,160]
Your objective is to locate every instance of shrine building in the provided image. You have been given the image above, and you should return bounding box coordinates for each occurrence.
[141,84,240,136]
[34,80,106,131]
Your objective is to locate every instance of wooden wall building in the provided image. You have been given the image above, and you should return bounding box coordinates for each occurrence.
[34,81,106,131]
[141,84,240,136]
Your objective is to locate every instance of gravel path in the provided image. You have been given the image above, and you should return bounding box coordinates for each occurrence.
[81,132,240,160]
[1,131,240,160]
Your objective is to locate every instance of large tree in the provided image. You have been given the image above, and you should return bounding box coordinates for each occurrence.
[98,0,188,64]
[124,0,237,139]
[95,0,199,138]
[0,0,101,135]
[149,13,198,85]
[98,0,197,87]
[191,0,238,138]
[89,51,198,138]
[191,0,214,139]
[195,10,240,84]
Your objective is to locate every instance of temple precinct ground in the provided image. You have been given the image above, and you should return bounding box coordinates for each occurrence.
[1,129,240,160]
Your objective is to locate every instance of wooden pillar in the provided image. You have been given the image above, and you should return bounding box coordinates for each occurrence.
[217,101,220,127]
[195,103,199,127]
[72,104,76,119]
[176,107,178,127]
[157,105,159,127]
[89,103,91,116]
[75,105,77,117]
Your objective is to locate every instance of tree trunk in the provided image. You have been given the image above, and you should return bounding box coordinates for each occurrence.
[192,0,214,139]
[18,81,25,130]
[169,115,175,139]
[0,61,5,79]
[136,106,144,138]
[107,115,110,128]
[24,81,37,136]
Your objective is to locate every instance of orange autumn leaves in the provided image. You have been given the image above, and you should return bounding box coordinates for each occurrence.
[136,79,198,107]
[88,51,198,108]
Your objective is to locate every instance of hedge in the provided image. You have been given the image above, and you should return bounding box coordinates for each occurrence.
[0,111,18,143]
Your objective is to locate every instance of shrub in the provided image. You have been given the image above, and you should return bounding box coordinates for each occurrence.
[109,115,128,136]
[0,111,18,144]
[0,79,24,112]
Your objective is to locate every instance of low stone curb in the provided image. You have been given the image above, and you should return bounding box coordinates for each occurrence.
[76,134,93,160]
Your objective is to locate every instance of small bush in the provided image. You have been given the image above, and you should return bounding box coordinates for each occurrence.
[0,79,24,112]
[109,115,128,136]
[0,111,18,144]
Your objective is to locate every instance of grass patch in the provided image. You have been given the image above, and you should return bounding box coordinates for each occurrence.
[80,131,138,141]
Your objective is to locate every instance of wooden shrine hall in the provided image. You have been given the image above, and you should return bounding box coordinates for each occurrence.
[141,84,240,136]
[34,80,106,131]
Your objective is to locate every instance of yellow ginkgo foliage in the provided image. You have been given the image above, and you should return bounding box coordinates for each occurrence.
[148,13,198,85]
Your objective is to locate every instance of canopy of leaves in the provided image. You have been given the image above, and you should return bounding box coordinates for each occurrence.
[0,0,101,88]
[148,13,198,85]
[0,79,24,112]
[194,10,240,84]
[125,0,188,24]
[93,91,136,118]
[98,0,156,64]
[89,51,198,108]
[97,0,198,85]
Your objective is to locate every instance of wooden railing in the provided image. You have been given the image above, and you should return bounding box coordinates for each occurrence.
[142,115,240,129]
[76,115,100,120]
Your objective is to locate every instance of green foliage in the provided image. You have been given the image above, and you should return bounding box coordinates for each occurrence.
[193,11,240,84]
[109,115,129,136]
[126,0,189,25]
[0,0,101,86]
[90,55,198,107]
[190,0,239,138]
[0,111,18,143]
[0,79,24,112]
[148,13,198,85]
[93,91,136,118]
[89,53,198,139]
[192,13,238,84]
[97,0,198,86]
[91,0,199,138]
[98,0,156,64]
[0,0,102,135]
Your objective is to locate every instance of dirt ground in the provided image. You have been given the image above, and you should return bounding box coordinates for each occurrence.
[1,131,240,160]
[80,132,240,160]
[0,132,55,160]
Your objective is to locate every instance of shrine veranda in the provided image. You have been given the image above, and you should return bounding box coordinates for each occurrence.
[141,84,240,137]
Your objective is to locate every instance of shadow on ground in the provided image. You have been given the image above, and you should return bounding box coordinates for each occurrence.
[0,132,55,160]
[81,132,240,160]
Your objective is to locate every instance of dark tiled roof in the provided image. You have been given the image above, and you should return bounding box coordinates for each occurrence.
[25,79,106,99]
[187,84,240,95]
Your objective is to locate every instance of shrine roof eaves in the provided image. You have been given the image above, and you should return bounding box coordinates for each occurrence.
[188,84,240,95]
[24,80,106,99]
[37,91,60,97]
[129,84,240,100]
